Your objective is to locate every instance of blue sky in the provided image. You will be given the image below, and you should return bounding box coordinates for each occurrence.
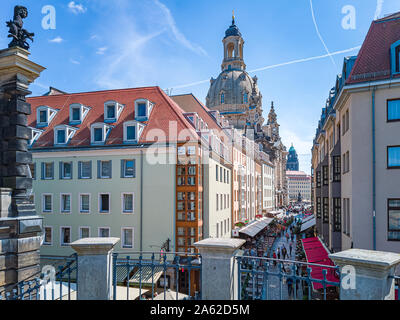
[2,0,400,173]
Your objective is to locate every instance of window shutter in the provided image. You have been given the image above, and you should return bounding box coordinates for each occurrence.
[59,162,62,180]
[41,162,44,180]
[78,161,82,179]
[133,159,136,178]
[109,160,112,178]
[97,160,101,179]
[70,162,73,180]
[120,160,124,178]
[88,161,92,179]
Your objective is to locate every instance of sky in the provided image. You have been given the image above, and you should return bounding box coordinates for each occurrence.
[2,0,400,174]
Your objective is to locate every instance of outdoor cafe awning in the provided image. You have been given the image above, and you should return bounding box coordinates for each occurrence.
[301,237,339,290]
[300,217,316,232]
[239,218,273,238]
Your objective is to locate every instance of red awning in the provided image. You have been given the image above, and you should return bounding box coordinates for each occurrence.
[301,237,339,290]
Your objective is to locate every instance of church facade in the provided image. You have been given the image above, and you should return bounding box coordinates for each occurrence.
[206,15,288,207]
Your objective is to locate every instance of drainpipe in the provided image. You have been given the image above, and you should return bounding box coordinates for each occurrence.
[372,87,376,251]
[140,150,144,252]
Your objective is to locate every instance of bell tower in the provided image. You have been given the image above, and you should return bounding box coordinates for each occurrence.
[221,11,246,72]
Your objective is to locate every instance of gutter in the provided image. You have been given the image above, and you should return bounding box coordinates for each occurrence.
[372,87,376,250]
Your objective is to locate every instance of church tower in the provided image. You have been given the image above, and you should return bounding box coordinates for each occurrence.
[206,13,263,130]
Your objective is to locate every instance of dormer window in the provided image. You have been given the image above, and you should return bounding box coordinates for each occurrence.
[104,101,124,123]
[37,106,58,127]
[91,123,112,145]
[134,99,153,121]
[54,125,78,146]
[390,40,400,75]
[29,127,44,146]
[69,103,90,125]
[123,120,145,143]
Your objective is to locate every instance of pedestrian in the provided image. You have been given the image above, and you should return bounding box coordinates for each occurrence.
[277,248,281,260]
[281,246,287,259]
[289,243,293,256]
[273,252,277,266]
[287,276,293,299]
[286,232,289,242]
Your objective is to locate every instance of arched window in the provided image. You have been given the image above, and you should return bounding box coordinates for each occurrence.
[220,93,225,104]
[227,43,235,58]
[243,92,248,104]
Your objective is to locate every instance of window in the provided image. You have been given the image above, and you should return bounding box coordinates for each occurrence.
[216,165,219,181]
[390,41,400,75]
[69,103,90,124]
[60,162,72,179]
[216,194,219,211]
[104,101,123,122]
[220,167,223,182]
[29,163,36,180]
[316,197,321,218]
[333,198,341,232]
[79,161,92,179]
[57,129,65,144]
[323,166,329,186]
[54,125,77,146]
[388,199,400,240]
[135,99,153,121]
[60,227,71,246]
[121,159,135,178]
[42,194,52,212]
[98,160,112,179]
[79,227,90,239]
[333,156,341,182]
[220,93,225,104]
[243,92,248,104]
[43,227,52,245]
[61,194,71,213]
[387,146,400,169]
[37,106,58,127]
[99,194,110,213]
[316,171,321,188]
[94,128,103,142]
[80,194,90,213]
[343,151,350,173]
[122,193,134,213]
[343,198,351,235]
[99,227,110,238]
[91,123,112,144]
[323,197,329,223]
[42,162,54,180]
[122,228,133,248]
[387,99,400,122]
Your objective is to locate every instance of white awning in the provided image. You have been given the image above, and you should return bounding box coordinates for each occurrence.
[239,218,273,238]
[300,217,316,232]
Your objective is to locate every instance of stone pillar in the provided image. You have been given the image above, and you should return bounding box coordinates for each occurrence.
[71,238,120,300]
[0,47,45,294]
[194,238,245,300]
[329,249,400,300]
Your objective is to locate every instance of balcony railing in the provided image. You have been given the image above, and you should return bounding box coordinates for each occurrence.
[236,256,340,300]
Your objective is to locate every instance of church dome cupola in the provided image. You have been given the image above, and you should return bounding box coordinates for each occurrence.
[221,11,246,72]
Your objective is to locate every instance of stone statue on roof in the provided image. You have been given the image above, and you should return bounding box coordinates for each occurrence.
[6,5,34,50]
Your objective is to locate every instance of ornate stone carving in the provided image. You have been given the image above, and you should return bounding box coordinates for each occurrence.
[6,6,34,50]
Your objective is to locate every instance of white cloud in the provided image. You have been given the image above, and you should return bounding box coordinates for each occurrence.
[70,59,80,65]
[49,36,64,43]
[153,0,207,56]
[68,1,87,15]
[96,47,108,55]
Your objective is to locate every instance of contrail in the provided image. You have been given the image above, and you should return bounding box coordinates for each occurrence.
[171,46,361,90]
[374,0,384,20]
[309,0,337,68]
[248,46,360,73]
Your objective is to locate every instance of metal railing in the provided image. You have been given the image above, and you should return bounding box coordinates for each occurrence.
[112,252,202,300]
[0,254,78,300]
[236,256,340,300]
